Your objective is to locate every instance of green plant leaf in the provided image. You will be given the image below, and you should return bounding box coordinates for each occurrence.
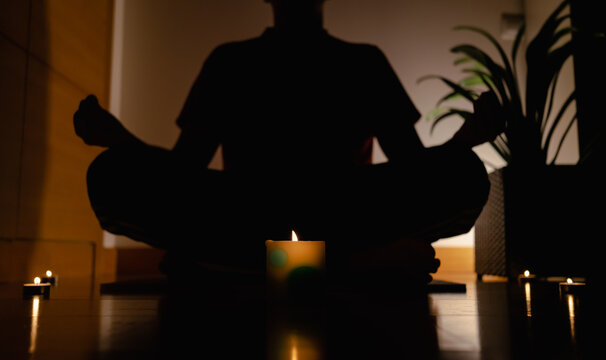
[542,90,575,153]
[489,139,510,163]
[436,92,464,107]
[417,75,478,102]
[511,23,526,77]
[429,109,471,134]
[455,25,514,84]
[454,56,473,66]
[424,106,450,122]
[525,0,571,127]
[549,112,577,165]
[542,69,561,133]
[455,25,522,112]
[451,45,508,102]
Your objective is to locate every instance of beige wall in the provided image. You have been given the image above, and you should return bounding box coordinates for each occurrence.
[523,0,577,164]
[0,0,115,280]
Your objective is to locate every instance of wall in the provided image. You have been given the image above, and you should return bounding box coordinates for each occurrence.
[523,0,577,164]
[0,0,115,281]
[108,0,531,248]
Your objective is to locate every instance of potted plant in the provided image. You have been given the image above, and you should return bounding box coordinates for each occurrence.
[420,0,592,278]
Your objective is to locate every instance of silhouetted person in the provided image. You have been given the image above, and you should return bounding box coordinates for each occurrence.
[74,0,502,284]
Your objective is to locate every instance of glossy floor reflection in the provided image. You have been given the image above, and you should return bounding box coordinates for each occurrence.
[0,274,594,359]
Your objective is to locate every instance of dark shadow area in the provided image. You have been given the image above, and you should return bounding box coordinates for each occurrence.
[478,280,590,360]
[153,281,439,360]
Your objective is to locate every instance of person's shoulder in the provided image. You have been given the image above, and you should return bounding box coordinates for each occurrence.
[209,34,265,58]
[325,33,387,61]
[326,34,382,53]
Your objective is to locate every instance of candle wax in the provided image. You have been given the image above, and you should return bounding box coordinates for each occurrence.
[266,239,325,301]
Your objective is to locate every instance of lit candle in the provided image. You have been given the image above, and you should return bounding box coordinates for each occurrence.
[41,270,57,285]
[559,277,586,295]
[23,277,51,298]
[518,269,537,283]
[266,230,325,301]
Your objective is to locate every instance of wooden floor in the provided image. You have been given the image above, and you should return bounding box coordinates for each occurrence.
[0,268,593,359]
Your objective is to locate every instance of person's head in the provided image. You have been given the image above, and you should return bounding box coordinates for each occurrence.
[264,0,327,30]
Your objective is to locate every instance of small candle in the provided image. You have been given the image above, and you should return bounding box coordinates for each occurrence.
[559,277,586,295]
[23,277,51,298]
[41,270,57,285]
[266,230,325,301]
[518,269,537,283]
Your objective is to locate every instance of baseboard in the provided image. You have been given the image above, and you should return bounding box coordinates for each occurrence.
[434,247,475,274]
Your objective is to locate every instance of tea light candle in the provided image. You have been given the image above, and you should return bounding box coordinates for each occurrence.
[559,277,586,295]
[23,277,51,298]
[266,230,325,301]
[518,269,537,283]
[41,270,57,285]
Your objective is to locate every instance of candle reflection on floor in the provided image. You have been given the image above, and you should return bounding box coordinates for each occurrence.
[267,305,325,360]
[29,295,40,354]
[566,294,576,343]
[524,282,532,317]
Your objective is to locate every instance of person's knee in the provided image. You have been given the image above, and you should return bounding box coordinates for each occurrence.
[86,149,122,215]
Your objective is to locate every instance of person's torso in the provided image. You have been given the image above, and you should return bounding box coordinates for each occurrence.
[214,29,381,173]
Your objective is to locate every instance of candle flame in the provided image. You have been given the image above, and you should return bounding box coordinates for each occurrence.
[523,270,530,277]
[45,270,52,277]
[33,277,41,285]
[567,278,573,284]
[291,230,298,242]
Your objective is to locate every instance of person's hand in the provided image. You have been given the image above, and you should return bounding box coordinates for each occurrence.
[73,95,133,147]
[451,91,506,148]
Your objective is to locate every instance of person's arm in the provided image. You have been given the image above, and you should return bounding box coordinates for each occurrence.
[74,47,225,168]
[370,46,424,163]
[442,91,505,149]
[74,95,145,148]
[372,48,504,160]
[171,47,226,168]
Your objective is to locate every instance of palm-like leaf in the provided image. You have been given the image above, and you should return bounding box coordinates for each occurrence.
[421,0,577,166]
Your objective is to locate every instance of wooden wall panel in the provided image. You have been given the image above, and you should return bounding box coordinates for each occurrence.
[18,57,104,242]
[29,0,113,105]
[0,37,27,239]
[0,0,30,48]
[0,0,115,281]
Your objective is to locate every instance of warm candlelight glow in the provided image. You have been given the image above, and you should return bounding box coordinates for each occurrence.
[291,344,298,360]
[567,294,575,318]
[567,294,576,342]
[524,282,532,317]
[567,278,573,284]
[291,230,299,242]
[290,334,298,360]
[29,296,40,354]
[523,270,530,277]
[33,277,41,285]
[45,270,52,277]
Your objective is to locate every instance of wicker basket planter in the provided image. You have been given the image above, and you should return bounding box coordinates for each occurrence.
[474,165,590,279]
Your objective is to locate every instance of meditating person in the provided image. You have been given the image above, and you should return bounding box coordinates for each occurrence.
[74,0,502,284]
